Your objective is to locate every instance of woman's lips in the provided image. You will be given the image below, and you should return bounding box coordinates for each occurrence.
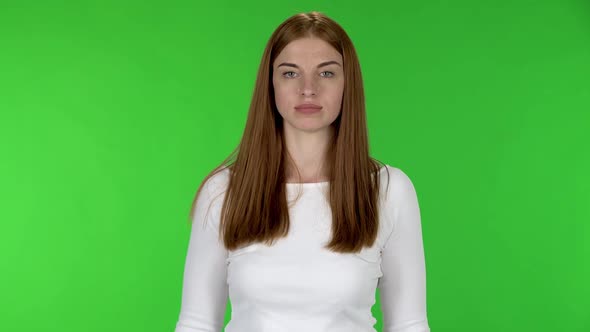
[295,107,322,114]
[294,104,323,114]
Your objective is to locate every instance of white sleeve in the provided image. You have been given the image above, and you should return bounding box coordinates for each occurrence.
[175,179,229,332]
[378,168,430,332]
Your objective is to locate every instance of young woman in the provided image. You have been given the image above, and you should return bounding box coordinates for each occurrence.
[175,11,430,332]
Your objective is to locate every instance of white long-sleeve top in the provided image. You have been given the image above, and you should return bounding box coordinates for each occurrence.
[175,164,430,332]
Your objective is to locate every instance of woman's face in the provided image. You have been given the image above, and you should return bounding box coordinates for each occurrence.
[272,37,344,135]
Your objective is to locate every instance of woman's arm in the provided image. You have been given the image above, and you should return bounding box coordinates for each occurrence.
[175,179,228,332]
[378,168,430,332]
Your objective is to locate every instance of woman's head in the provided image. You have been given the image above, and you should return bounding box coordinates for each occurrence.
[192,12,386,253]
[272,36,344,137]
[263,12,367,146]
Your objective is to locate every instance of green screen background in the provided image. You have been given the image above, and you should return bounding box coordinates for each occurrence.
[1,0,588,331]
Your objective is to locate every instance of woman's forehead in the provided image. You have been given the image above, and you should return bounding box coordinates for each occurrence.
[274,38,342,67]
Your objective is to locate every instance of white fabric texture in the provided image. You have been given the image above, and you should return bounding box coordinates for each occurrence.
[175,165,430,332]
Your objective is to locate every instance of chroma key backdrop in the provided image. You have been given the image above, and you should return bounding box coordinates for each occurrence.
[0,1,588,331]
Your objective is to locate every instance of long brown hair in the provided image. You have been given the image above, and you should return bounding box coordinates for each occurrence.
[188,11,390,253]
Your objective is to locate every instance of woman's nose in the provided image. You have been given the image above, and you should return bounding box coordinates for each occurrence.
[298,77,318,96]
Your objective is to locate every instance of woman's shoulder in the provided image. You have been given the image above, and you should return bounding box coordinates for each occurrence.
[376,164,420,242]
[379,163,411,182]
[195,167,231,210]
[202,167,231,191]
[379,164,419,205]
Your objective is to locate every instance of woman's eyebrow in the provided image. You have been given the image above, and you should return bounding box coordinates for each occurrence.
[277,60,342,69]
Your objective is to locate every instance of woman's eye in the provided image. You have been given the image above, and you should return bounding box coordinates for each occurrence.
[282,71,335,78]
